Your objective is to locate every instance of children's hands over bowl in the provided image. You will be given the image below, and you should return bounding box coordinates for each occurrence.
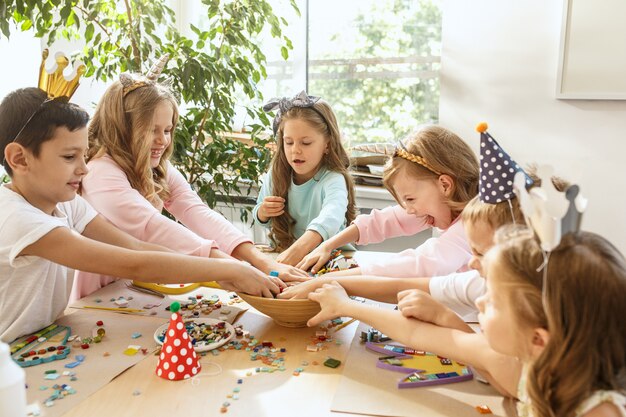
[397,289,450,326]
[218,262,284,298]
[306,281,350,327]
[269,262,311,283]
[257,196,285,222]
[276,244,307,266]
[296,243,333,273]
[277,278,326,299]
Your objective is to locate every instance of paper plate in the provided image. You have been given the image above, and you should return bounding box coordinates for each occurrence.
[154,317,235,352]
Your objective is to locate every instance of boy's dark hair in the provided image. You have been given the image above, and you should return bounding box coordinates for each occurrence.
[0,87,89,176]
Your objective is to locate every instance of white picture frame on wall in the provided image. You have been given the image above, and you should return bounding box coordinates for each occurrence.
[556,0,626,100]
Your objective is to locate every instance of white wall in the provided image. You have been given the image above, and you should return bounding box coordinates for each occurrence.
[0,32,40,100]
[0,33,105,114]
[439,0,626,253]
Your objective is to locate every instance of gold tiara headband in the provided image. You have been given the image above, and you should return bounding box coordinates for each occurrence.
[350,142,442,175]
[395,147,442,176]
[120,54,170,97]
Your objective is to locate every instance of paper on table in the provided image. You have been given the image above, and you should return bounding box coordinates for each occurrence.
[23,310,165,417]
[331,322,509,417]
[69,280,247,323]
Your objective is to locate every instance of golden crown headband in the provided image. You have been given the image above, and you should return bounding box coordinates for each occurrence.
[119,54,170,97]
[7,49,85,148]
[39,49,86,99]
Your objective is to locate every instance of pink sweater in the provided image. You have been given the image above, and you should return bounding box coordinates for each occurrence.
[72,155,251,299]
[352,204,471,277]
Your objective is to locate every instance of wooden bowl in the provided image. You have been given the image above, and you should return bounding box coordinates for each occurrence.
[236,292,321,328]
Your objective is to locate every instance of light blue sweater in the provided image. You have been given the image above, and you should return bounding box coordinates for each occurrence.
[253,166,349,241]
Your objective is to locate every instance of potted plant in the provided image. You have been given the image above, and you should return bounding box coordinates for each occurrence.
[0,0,298,220]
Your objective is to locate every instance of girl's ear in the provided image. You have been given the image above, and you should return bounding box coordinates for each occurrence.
[530,327,550,359]
[438,174,454,197]
[4,142,29,174]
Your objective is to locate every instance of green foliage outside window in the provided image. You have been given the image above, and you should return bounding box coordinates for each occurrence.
[309,0,441,145]
[0,0,298,221]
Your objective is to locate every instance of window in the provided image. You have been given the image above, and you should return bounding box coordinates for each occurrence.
[307,0,442,145]
[178,0,442,144]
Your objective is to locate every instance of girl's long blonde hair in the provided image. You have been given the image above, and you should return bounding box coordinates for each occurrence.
[493,230,626,417]
[383,125,479,219]
[87,79,178,206]
[268,100,357,251]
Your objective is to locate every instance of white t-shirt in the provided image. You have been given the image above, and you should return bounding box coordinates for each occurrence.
[429,270,486,322]
[0,185,97,343]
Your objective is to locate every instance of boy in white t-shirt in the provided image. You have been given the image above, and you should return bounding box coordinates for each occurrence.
[0,86,282,343]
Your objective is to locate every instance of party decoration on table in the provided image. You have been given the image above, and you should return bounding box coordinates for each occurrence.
[132,280,221,295]
[154,316,234,352]
[10,324,72,368]
[155,302,201,381]
[366,342,472,388]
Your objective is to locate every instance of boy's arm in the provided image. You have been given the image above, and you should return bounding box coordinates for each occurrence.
[82,215,172,252]
[20,227,280,297]
[82,214,234,259]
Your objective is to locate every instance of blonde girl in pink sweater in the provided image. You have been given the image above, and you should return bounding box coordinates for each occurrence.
[72,63,308,300]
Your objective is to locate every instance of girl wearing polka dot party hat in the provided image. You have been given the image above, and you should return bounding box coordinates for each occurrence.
[156,302,200,381]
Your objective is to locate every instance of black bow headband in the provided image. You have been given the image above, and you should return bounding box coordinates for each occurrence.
[262,90,323,135]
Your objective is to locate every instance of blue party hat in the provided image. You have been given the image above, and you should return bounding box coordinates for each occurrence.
[476,122,533,204]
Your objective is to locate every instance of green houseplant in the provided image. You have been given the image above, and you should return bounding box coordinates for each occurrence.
[0,0,298,220]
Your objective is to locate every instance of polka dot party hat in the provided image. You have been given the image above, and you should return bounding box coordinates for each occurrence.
[155,302,201,381]
[476,122,533,204]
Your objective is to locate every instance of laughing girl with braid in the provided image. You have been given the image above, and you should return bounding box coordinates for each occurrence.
[298,125,479,280]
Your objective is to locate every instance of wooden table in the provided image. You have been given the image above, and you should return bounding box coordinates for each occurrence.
[60,307,362,417]
[21,251,511,416]
[23,302,511,417]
